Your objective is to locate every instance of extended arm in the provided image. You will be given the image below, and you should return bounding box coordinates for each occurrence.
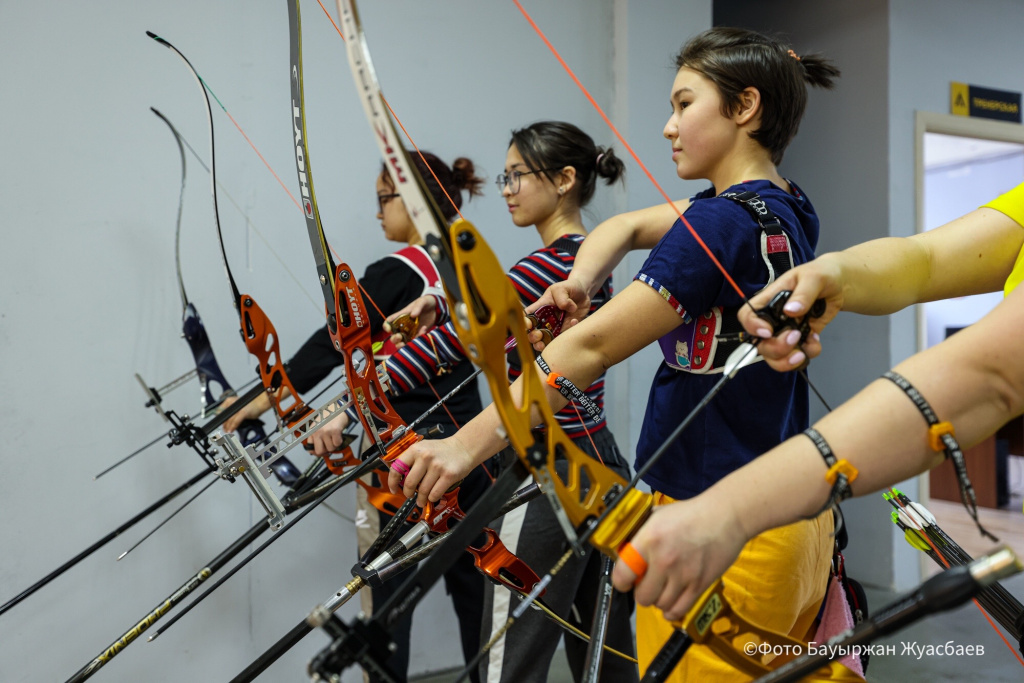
[390,280,683,507]
[739,206,1024,369]
[532,201,688,322]
[615,283,1024,619]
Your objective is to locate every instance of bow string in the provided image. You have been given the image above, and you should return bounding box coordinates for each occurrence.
[288,0,542,599]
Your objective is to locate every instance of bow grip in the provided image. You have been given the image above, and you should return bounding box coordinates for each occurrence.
[303,432,359,475]
[386,313,420,343]
[587,488,655,559]
[754,291,826,343]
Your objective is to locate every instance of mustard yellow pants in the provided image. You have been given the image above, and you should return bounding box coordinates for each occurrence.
[636,492,862,681]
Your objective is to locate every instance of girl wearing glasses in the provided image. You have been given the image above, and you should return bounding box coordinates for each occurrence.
[313,121,638,682]
[223,151,490,683]
[390,28,853,682]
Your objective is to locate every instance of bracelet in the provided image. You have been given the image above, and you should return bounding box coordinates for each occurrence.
[882,371,995,540]
[534,354,604,422]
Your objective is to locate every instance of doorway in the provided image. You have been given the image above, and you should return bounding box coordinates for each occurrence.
[915,112,1024,563]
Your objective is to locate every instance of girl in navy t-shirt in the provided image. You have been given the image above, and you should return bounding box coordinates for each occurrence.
[391,27,851,681]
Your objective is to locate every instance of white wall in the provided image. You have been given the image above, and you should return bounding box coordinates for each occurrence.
[0,1,638,681]
[886,1,1024,589]
[923,151,1023,348]
[890,0,1024,362]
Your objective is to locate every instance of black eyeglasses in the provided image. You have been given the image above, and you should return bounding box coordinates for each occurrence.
[494,168,559,195]
[377,192,400,212]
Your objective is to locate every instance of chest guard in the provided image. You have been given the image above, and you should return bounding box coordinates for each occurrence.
[658,190,795,374]
[371,245,445,359]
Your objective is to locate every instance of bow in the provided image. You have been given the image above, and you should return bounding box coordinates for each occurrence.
[448,215,840,679]
[142,106,268,447]
[288,0,542,589]
[286,0,430,521]
[147,32,362,504]
[442,4,836,678]
[295,0,640,676]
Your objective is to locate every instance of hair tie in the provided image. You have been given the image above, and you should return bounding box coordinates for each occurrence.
[787,49,802,62]
[595,152,605,166]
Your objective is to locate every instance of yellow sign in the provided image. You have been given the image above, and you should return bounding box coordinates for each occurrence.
[951,81,1021,123]
[951,82,969,117]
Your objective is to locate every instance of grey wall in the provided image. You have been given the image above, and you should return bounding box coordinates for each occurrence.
[608,0,713,467]
[0,1,634,680]
[715,0,899,589]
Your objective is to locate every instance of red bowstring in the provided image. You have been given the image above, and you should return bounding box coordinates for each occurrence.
[314,0,469,229]
[196,23,468,447]
[889,489,1024,666]
[202,53,381,328]
[314,0,468,320]
[206,87,306,215]
[516,1,1024,662]
[379,96,468,224]
[511,0,746,303]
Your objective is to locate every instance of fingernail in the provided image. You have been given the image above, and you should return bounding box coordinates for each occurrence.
[783,301,803,314]
[788,351,806,366]
[811,332,820,342]
[754,326,772,338]
[785,330,801,346]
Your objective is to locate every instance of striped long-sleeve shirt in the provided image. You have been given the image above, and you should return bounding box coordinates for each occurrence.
[385,234,613,439]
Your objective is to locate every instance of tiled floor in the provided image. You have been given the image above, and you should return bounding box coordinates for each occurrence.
[416,497,1024,682]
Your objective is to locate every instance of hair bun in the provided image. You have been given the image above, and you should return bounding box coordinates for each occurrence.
[594,146,626,185]
[451,156,485,197]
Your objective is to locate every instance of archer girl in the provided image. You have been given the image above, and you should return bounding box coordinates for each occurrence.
[389,27,859,681]
[223,152,490,683]
[323,121,640,683]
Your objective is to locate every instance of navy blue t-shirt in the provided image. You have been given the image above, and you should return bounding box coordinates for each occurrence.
[633,180,819,500]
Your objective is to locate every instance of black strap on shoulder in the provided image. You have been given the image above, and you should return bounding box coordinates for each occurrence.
[719,190,793,284]
[695,191,795,371]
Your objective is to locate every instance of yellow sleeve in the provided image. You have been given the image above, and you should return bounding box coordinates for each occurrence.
[984,182,1024,228]
[983,183,1024,296]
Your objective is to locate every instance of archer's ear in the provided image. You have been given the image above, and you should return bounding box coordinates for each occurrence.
[558,166,578,194]
[734,87,761,125]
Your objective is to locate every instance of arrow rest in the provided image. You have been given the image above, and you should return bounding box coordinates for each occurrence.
[165,409,230,479]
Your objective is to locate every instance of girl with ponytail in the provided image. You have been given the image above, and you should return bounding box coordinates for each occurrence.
[392,27,851,681]
[380,121,639,682]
